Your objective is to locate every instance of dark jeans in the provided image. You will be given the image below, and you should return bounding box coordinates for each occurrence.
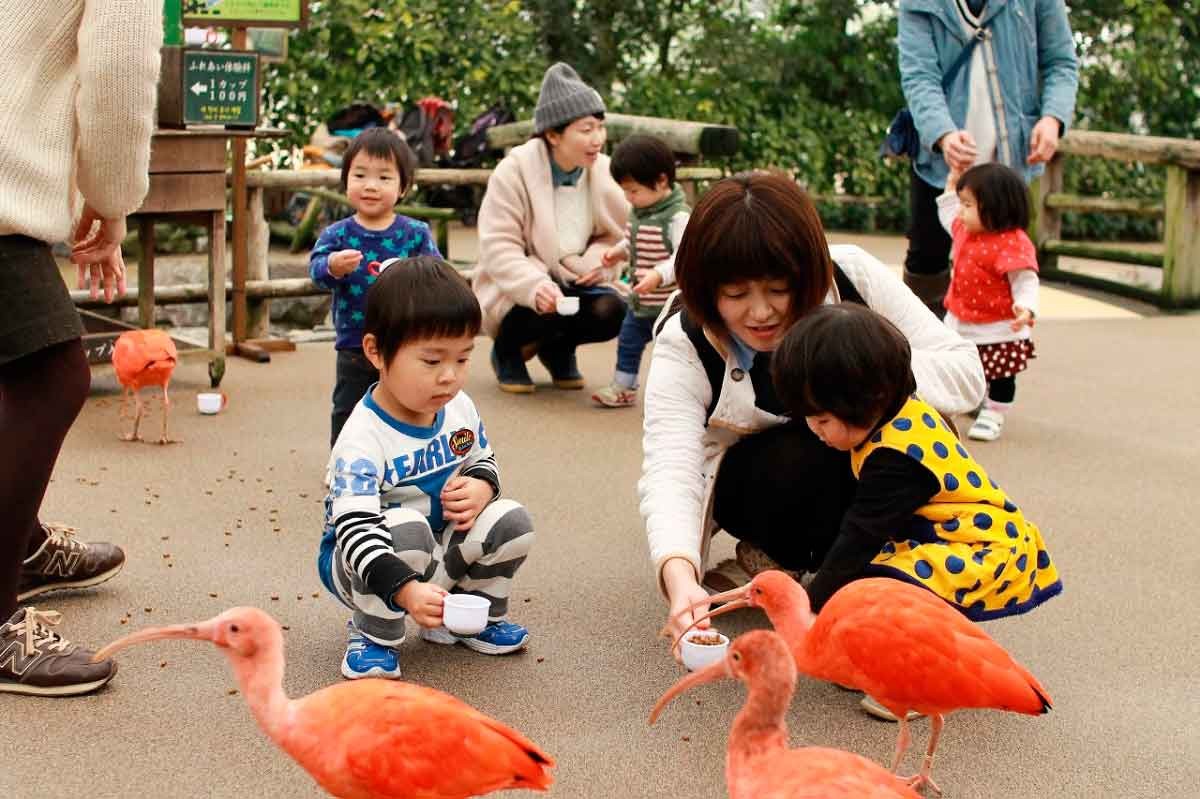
[904,168,953,277]
[712,421,858,573]
[493,287,625,363]
[331,348,378,447]
[0,340,90,619]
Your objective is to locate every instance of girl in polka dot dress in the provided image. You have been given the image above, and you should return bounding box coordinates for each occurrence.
[772,303,1062,620]
[938,162,1039,442]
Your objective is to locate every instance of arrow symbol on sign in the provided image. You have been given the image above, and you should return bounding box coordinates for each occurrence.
[190,82,208,95]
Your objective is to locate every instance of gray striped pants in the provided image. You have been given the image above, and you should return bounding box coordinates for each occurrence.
[330,498,533,646]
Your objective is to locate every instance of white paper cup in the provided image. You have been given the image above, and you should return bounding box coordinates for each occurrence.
[556,296,580,316]
[443,594,490,635]
[196,392,227,415]
[680,630,730,671]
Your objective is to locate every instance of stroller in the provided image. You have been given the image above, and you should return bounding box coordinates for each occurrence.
[423,102,515,225]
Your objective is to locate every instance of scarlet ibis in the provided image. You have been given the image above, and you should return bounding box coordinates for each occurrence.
[93,607,553,798]
[651,629,920,799]
[678,572,1051,795]
[111,328,178,444]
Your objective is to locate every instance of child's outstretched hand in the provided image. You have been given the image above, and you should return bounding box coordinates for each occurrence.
[328,249,364,278]
[945,165,963,192]
[632,268,663,296]
[394,581,448,628]
[601,245,626,269]
[441,475,495,531]
[1011,305,1035,331]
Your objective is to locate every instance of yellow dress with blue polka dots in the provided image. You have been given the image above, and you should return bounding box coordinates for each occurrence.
[850,396,1062,620]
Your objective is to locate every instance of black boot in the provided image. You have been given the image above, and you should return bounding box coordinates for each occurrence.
[489,345,534,393]
[903,268,951,320]
[537,342,584,390]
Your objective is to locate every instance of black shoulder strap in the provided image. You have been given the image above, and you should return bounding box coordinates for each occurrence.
[833,263,866,306]
[679,309,726,421]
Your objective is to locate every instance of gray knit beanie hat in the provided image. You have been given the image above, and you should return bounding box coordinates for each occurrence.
[533,62,605,134]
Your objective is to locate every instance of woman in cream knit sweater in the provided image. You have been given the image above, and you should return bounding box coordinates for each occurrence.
[0,0,160,696]
[473,63,629,393]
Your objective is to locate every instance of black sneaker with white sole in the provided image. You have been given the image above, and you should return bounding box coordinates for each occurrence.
[17,524,124,602]
[0,607,116,696]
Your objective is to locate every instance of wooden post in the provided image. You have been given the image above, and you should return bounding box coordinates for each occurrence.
[137,218,156,328]
[208,207,227,387]
[246,186,270,338]
[1162,165,1200,307]
[230,26,249,344]
[1030,153,1064,272]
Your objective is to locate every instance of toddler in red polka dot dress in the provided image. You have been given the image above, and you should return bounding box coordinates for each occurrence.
[937,163,1039,442]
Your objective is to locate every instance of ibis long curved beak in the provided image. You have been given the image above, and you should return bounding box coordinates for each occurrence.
[91,619,219,663]
[669,586,754,653]
[649,657,733,725]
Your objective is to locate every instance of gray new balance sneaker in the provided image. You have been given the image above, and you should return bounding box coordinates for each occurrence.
[17,524,125,602]
[0,607,116,696]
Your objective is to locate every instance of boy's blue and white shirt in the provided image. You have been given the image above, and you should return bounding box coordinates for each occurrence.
[309,215,441,350]
[322,390,499,603]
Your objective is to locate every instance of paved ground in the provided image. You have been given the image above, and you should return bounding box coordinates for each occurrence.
[8,237,1197,798]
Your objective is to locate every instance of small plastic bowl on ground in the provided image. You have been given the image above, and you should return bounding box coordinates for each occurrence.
[443,594,490,635]
[680,630,730,671]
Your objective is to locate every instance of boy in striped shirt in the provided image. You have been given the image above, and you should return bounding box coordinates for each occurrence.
[318,256,536,680]
[593,135,691,408]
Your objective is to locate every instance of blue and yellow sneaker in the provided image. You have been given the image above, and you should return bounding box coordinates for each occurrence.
[341,623,403,679]
[419,620,530,655]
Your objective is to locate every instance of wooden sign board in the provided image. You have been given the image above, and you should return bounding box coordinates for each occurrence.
[182,49,260,128]
[182,0,306,28]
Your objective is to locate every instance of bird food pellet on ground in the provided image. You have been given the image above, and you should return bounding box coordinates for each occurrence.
[536,657,544,663]
[159,661,167,668]
[144,607,153,613]
[228,689,238,696]
[681,736,690,742]
[270,594,279,601]
[209,592,219,598]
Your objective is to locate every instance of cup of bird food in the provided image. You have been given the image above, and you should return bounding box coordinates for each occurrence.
[555,296,580,316]
[197,391,227,415]
[680,630,730,671]
[443,594,490,635]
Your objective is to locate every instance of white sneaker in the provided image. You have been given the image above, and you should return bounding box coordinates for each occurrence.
[967,408,1005,441]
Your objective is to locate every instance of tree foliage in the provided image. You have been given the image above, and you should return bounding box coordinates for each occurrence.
[263,0,1198,239]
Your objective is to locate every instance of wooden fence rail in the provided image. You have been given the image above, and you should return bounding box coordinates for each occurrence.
[1030,129,1200,308]
[486,113,739,157]
[219,165,723,338]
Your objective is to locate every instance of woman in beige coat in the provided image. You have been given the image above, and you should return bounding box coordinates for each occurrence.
[473,63,628,393]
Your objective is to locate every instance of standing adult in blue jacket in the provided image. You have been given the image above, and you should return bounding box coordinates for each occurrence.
[897,0,1078,315]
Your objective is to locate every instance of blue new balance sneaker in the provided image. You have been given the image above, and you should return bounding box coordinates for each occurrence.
[341,623,403,679]
[419,620,530,655]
